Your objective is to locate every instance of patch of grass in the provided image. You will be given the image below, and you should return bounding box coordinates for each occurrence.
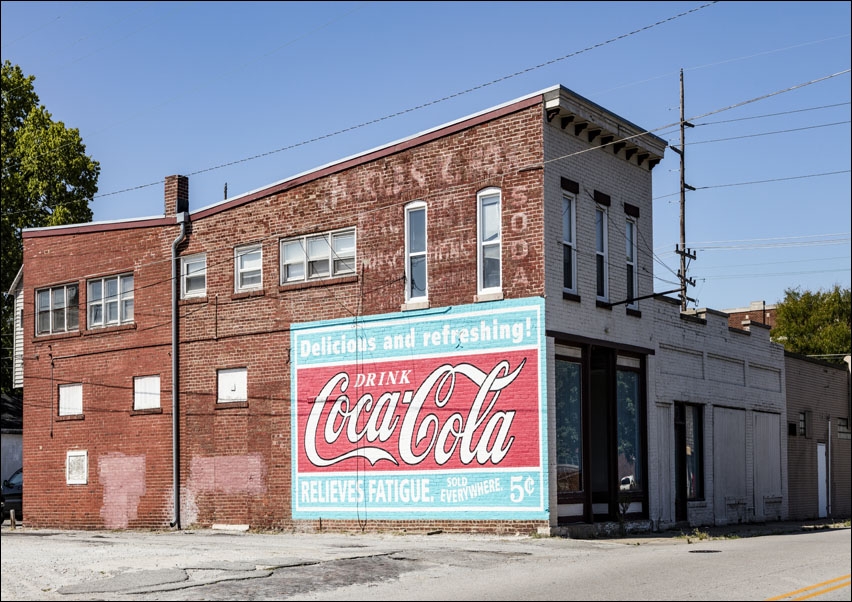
[677,527,710,543]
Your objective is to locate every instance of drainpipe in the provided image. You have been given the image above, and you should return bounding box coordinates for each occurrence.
[171,211,188,529]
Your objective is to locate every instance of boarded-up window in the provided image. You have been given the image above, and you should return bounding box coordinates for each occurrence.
[59,383,82,416]
[217,368,247,403]
[134,375,161,410]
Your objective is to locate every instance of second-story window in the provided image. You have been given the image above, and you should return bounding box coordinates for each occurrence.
[36,283,79,335]
[235,244,262,292]
[181,253,206,299]
[626,218,638,307]
[595,207,608,300]
[562,192,576,293]
[280,228,356,284]
[88,274,133,328]
[477,188,502,294]
[405,202,427,301]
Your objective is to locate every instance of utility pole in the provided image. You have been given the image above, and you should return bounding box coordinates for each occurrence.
[671,69,696,311]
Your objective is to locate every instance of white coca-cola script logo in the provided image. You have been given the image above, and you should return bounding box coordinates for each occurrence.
[304,359,526,468]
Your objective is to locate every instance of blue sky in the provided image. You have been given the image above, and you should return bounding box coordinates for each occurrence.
[2,1,849,312]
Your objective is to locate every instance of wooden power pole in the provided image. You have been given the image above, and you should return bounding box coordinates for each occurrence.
[672,69,696,311]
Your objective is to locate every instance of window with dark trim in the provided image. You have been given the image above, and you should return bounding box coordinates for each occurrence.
[562,192,576,294]
[36,283,79,335]
[595,207,608,300]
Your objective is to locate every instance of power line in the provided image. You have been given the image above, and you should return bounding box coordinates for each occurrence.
[653,169,851,201]
[685,120,850,146]
[90,1,720,200]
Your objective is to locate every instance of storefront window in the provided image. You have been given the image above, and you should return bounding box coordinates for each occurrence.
[617,369,642,493]
[556,358,582,493]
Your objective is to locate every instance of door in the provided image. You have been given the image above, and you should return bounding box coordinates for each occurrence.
[590,348,612,519]
[817,442,827,518]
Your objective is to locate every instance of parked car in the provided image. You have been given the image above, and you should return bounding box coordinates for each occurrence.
[619,475,636,491]
[1,467,22,520]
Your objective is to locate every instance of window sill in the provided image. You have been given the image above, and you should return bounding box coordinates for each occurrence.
[401,300,430,311]
[84,323,136,336]
[279,275,358,293]
[596,299,612,310]
[215,400,248,409]
[179,295,208,305]
[232,289,265,300]
[33,330,81,343]
[131,408,163,416]
[562,291,581,303]
[626,307,642,318]
[56,414,85,422]
[475,291,504,303]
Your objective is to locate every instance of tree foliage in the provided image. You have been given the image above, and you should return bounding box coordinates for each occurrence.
[1,61,100,393]
[772,285,851,361]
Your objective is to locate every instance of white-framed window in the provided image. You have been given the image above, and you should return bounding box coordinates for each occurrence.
[477,188,502,294]
[59,382,83,416]
[280,228,356,283]
[626,218,638,307]
[66,450,88,485]
[181,253,207,299]
[235,244,262,292]
[217,367,247,403]
[562,192,576,293]
[88,274,134,328]
[133,375,161,410]
[595,207,608,300]
[36,283,79,335]
[405,201,427,301]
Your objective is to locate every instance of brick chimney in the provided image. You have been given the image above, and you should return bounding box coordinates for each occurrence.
[164,175,189,216]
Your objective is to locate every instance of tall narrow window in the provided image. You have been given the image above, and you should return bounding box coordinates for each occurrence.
[181,254,206,299]
[595,208,608,300]
[88,274,133,328]
[477,188,502,294]
[235,244,262,292]
[405,202,427,301]
[555,357,582,495]
[625,219,638,307]
[562,193,576,293]
[36,283,79,335]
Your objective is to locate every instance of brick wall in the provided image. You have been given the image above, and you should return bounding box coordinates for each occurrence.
[21,101,548,531]
[22,222,178,528]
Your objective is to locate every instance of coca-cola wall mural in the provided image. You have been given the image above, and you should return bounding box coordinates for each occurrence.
[291,296,548,520]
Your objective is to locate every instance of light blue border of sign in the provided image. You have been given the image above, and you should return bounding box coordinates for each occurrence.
[290,296,548,521]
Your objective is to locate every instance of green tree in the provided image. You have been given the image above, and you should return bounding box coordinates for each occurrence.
[772,285,851,361]
[1,61,100,393]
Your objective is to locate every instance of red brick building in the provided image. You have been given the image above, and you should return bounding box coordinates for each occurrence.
[28,85,786,534]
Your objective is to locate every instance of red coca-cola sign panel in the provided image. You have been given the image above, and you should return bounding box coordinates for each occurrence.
[296,350,539,473]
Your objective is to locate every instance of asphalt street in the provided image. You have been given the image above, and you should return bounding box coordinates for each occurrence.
[1,519,849,601]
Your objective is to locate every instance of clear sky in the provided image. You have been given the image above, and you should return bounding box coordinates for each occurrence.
[2,1,850,312]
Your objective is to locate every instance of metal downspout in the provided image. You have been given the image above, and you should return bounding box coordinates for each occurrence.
[171,212,188,529]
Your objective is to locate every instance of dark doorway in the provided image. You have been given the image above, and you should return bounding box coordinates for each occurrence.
[590,347,613,520]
